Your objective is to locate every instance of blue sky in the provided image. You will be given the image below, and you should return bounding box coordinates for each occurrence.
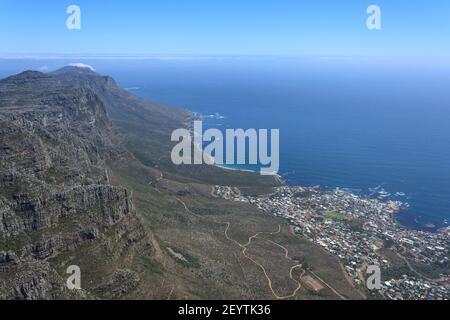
[0,0,449,57]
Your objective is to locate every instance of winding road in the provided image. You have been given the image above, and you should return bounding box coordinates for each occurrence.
[175,195,305,299]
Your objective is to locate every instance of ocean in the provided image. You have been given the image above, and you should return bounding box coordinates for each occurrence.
[1,57,450,231]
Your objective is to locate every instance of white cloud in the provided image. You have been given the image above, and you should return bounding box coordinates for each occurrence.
[68,63,95,71]
[38,65,49,71]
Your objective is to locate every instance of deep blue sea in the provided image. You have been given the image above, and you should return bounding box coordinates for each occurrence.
[1,57,450,232]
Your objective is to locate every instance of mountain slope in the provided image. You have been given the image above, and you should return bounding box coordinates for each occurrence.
[0,70,156,299]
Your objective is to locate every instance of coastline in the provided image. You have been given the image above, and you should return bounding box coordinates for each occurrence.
[188,111,445,234]
[215,163,285,185]
[213,163,447,234]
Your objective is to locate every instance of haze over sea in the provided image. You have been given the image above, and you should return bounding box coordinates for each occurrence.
[1,57,450,232]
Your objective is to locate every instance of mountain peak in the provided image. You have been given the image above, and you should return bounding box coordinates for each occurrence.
[6,70,48,80]
[68,63,95,71]
[51,64,97,76]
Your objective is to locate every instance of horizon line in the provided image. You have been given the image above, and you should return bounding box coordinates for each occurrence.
[1,53,449,60]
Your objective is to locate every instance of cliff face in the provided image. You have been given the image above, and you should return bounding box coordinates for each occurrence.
[0,70,154,299]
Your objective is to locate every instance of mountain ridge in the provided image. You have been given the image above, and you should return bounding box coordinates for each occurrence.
[0,68,157,299]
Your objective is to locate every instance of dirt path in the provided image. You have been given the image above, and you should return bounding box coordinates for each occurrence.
[224,223,304,299]
[309,270,347,300]
[175,194,353,300]
[174,194,305,299]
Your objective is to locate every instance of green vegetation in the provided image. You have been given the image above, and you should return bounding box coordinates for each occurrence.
[0,233,29,251]
[140,256,165,275]
[383,238,395,249]
[323,211,350,221]
[411,260,450,279]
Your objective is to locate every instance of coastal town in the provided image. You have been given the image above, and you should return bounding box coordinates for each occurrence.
[213,185,450,300]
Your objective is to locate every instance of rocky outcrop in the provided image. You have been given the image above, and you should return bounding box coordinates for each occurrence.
[0,256,82,300]
[92,269,140,299]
